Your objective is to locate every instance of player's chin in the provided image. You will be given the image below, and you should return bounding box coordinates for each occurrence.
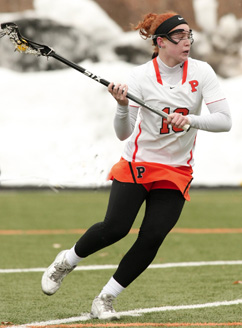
[181,51,190,60]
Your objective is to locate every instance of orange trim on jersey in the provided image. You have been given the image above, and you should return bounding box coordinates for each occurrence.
[153,58,188,86]
[153,57,163,85]
[108,158,193,201]
[182,60,188,84]
[206,98,226,105]
[187,135,197,168]
[187,149,193,168]
[132,122,142,161]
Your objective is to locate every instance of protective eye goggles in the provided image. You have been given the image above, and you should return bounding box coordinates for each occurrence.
[152,29,194,45]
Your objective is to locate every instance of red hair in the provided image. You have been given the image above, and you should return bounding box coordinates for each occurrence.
[133,12,178,57]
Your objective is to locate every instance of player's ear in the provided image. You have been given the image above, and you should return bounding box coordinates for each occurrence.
[157,36,166,49]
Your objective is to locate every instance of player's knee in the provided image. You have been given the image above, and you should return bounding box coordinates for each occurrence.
[103,219,130,243]
[139,230,165,250]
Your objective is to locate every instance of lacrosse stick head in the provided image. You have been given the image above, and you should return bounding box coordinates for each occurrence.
[0,22,52,56]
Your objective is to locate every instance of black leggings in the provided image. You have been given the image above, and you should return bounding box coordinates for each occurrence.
[74,179,185,287]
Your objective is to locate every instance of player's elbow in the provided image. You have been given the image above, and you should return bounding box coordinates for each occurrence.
[217,112,232,132]
[115,131,131,141]
[223,115,232,132]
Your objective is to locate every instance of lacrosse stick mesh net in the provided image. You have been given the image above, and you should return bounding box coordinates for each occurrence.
[0,23,43,56]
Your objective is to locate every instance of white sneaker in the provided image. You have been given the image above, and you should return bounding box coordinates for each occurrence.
[91,294,120,320]
[41,250,76,295]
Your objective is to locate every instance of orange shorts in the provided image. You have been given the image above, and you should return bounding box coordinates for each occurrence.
[108,158,193,201]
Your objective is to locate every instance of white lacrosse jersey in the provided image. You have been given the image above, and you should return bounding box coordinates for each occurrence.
[122,56,226,169]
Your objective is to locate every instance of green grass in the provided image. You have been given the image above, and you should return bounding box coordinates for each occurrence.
[1,189,242,326]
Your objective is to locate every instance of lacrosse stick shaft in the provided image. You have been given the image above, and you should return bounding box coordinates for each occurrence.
[0,22,190,132]
[51,53,190,132]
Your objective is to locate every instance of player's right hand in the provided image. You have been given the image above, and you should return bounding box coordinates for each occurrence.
[108,82,129,107]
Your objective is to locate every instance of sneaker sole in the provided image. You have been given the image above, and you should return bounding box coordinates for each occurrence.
[90,311,120,320]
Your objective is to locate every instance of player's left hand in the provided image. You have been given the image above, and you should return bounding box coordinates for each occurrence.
[166,113,190,129]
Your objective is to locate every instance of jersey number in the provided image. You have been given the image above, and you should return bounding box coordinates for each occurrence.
[160,107,189,134]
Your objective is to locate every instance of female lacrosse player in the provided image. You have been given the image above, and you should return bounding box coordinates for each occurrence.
[41,12,232,319]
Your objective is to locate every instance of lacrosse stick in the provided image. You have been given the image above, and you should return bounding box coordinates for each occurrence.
[0,22,190,132]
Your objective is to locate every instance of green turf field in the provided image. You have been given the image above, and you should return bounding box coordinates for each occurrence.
[0,189,242,327]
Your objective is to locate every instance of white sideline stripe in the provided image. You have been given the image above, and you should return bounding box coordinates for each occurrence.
[1,260,242,273]
[6,299,242,328]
